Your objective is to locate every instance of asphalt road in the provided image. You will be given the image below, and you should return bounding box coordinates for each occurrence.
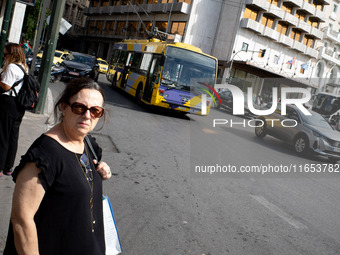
[1,74,340,254]
[95,75,340,255]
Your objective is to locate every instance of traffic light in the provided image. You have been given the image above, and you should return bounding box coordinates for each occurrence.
[260,49,266,57]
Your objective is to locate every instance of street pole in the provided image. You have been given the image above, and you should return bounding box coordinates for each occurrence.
[227,49,263,84]
[35,0,66,114]
[0,0,13,65]
[30,0,50,76]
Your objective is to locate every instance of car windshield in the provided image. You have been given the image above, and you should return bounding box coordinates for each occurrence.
[67,54,94,66]
[55,52,62,57]
[300,110,333,129]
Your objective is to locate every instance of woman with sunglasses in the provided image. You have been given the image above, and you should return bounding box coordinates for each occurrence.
[4,78,112,255]
[0,43,28,176]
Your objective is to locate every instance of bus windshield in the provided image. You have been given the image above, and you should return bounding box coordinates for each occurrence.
[161,46,216,91]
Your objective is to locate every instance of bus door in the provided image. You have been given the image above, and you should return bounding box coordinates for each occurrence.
[121,52,133,89]
[143,55,162,102]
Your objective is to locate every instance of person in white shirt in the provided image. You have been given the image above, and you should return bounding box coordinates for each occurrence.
[0,43,28,176]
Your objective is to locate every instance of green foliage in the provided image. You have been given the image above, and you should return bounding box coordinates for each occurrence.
[22,0,51,43]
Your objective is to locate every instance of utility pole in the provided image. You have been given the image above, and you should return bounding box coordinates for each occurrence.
[35,0,66,114]
[0,0,13,65]
[30,0,51,76]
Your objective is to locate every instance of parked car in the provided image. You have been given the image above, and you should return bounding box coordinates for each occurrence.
[26,53,65,82]
[254,104,340,161]
[96,58,109,73]
[61,52,99,81]
[37,50,70,66]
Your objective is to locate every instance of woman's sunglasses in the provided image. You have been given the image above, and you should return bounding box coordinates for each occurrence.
[68,102,104,118]
[3,52,10,57]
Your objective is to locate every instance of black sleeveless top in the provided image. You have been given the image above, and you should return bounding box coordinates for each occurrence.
[4,134,105,255]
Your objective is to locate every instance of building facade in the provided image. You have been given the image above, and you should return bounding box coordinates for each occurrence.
[59,0,91,50]
[77,0,339,101]
[316,0,340,94]
[212,0,330,103]
[76,0,192,56]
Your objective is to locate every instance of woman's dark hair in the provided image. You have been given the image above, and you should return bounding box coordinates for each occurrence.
[52,78,105,124]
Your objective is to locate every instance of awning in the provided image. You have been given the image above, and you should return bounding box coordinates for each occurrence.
[231,60,318,89]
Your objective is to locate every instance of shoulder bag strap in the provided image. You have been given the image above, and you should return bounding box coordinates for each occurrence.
[84,135,99,163]
[10,64,25,96]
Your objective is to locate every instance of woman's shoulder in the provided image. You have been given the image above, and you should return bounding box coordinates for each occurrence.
[6,63,25,73]
[23,134,70,159]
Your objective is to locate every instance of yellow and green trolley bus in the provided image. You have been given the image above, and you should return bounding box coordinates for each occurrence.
[106,39,218,115]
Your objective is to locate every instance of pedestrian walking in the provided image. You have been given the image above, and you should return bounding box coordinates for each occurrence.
[0,43,28,176]
[21,39,31,54]
[4,78,112,255]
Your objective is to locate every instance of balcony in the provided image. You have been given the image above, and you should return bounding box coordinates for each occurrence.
[84,2,191,16]
[296,19,310,33]
[245,0,270,11]
[240,18,261,33]
[282,0,303,8]
[278,34,294,47]
[314,8,326,22]
[301,1,315,15]
[283,12,299,26]
[262,26,280,40]
[320,0,330,5]
[292,40,307,52]
[324,28,340,45]
[267,4,284,19]
[321,51,340,66]
[309,26,323,40]
[305,46,319,58]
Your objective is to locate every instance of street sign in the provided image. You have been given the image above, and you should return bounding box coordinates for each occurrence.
[15,0,36,6]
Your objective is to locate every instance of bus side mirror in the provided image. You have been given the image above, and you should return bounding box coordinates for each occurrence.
[160,55,166,66]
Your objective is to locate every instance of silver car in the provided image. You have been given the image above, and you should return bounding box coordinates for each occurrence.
[254,104,340,161]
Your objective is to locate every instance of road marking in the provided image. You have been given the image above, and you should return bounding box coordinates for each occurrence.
[250,195,307,230]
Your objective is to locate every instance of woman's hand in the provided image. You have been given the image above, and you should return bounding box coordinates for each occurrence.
[94,160,111,180]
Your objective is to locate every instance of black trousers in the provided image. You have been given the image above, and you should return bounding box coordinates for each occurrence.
[0,95,25,170]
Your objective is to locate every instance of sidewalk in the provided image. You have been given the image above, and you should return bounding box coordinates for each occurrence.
[15,111,50,161]
[0,94,52,254]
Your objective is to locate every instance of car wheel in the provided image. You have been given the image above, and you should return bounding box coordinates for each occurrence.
[294,134,309,154]
[255,119,267,138]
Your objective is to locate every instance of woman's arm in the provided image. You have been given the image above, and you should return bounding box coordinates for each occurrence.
[11,162,45,255]
[0,81,11,92]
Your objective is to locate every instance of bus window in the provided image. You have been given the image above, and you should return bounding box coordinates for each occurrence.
[118,51,128,66]
[140,53,152,73]
[126,53,132,66]
[112,50,120,64]
[131,52,142,69]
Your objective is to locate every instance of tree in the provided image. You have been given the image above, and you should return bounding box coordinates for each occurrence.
[22,0,50,43]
